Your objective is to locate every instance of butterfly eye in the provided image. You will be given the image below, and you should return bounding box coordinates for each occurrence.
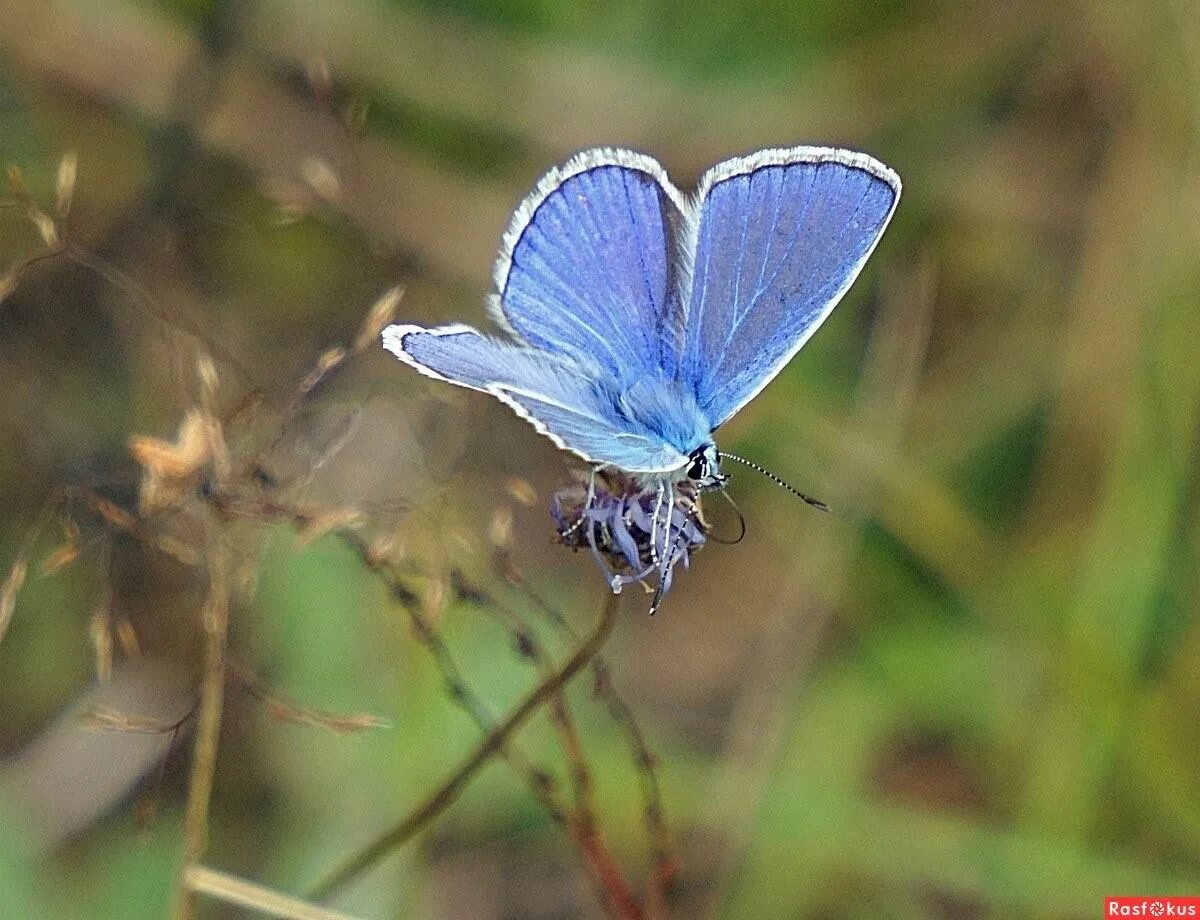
[686,455,707,481]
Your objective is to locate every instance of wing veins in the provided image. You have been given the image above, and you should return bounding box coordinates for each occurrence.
[705,178,878,394]
[707,165,828,380]
[728,166,832,336]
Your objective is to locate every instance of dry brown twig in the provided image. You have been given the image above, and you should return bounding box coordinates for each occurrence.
[309,590,623,905]
[494,549,677,913]
[453,567,645,918]
[229,661,391,735]
[330,528,648,917]
[184,865,363,920]
[169,535,231,920]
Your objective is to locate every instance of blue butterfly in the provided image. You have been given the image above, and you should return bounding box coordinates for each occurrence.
[383,147,899,599]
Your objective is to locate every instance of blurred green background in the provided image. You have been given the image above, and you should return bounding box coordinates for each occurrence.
[2,0,1200,917]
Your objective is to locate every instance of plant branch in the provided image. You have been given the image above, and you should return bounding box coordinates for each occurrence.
[170,537,232,920]
[184,864,362,920]
[308,590,620,903]
[455,573,642,918]
[502,564,675,914]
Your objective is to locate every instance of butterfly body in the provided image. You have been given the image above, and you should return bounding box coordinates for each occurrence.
[613,375,709,462]
[383,144,899,491]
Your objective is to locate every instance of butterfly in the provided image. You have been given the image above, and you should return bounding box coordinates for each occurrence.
[382,146,899,602]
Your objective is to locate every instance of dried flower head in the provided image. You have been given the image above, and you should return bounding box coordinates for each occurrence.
[129,410,212,513]
[55,151,77,220]
[552,471,707,606]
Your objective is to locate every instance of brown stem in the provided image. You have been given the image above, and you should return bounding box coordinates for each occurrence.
[460,575,639,918]
[503,564,674,914]
[308,590,620,903]
[568,813,645,920]
[170,538,232,920]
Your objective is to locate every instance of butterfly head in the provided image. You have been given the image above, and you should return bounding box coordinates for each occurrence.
[685,443,728,492]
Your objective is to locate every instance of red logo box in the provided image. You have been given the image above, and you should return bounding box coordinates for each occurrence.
[1106,898,1200,917]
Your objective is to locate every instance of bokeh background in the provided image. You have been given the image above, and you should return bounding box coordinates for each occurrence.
[2,0,1200,917]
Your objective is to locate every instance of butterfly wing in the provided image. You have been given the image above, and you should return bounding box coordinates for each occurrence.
[679,147,900,429]
[490,148,690,382]
[382,323,689,473]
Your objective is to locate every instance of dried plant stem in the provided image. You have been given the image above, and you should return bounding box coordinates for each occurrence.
[170,538,232,920]
[567,810,643,920]
[64,243,253,386]
[460,578,640,918]
[229,661,391,735]
[3,148,652,919]
[308,591,621,904]
[455,578,598,813]
[503,566,674,913]
[184,865,363,920]
[327,532,573,817]
[211,499,577,824]
[342,537,637,915]
[592,662,673,918]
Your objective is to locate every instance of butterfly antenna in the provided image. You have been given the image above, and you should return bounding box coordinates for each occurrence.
[717,451,831,512]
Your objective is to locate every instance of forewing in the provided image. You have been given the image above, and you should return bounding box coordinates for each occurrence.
[680,148,900,429]
[491,148,689,382]
[382,324,687,472]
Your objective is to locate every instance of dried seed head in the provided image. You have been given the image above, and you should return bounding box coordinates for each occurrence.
[130,410,213,513]
[196,353,219,405]
[39,541,79,576]
[424,577,449,623]
[129,410,211,480]
[504,476,538,507]
[0,558,28,643]
[92,498,138,531]
[294,507,364,546]
[488,506,514,551]
[260,176,312,224]
[355,286,404,353]
[300,157,341,203]
[305,57,333,98]
[316,345,346,375]
[294,347,347,404]
[365,532,399,568]
[229,546,261,598]
[195,355,230,481]
[30,210,59,248]
[55,151,77,219]
[4,163,60,246]
[114,616,141,658]
[89,606,113,682]
[0,269,16,306]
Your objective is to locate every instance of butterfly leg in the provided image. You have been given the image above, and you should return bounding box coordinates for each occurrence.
[585,465,598,510]
[560,465,599,540]
[647,481,675,616]
[649,480,666,571]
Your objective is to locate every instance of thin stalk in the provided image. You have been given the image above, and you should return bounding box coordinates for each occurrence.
[309,591,620,903]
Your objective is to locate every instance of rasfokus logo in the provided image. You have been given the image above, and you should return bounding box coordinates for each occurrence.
[1106,897,1200,917]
